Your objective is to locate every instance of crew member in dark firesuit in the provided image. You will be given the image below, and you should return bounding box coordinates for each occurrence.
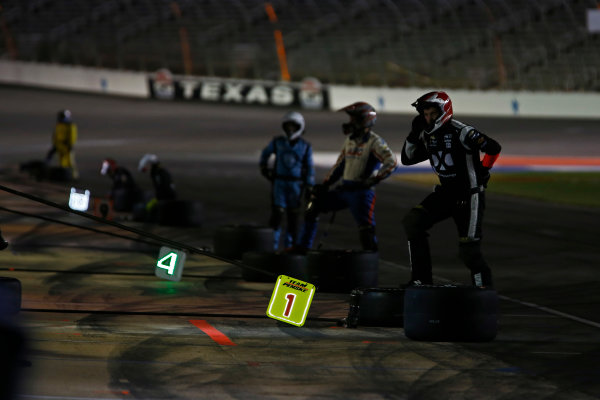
[46,109,78,179]
[260,111,315,250]
[138,154,176,215]
[100,158,142,212]
[401,91,501,288]
[295,102,397,252]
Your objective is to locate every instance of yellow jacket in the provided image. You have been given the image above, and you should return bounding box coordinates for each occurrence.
[53,122,77,152]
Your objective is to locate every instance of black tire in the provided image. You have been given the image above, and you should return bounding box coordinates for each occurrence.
[46,166,73,182]
[403,284,498,342]
[305,249,378,293]
[19,160,47,181]
[213,224,273,260]
[241,251,307,282]
[0,277,22,316]
[346,287,405,328]
[157,199,203,227]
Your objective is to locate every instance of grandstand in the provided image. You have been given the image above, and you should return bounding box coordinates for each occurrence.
[0,0,598,90]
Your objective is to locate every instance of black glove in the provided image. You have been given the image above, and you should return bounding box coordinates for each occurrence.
[312,183,330,198]
[481,168,491,188]
[407,115,426,143]
[260,165,273,181]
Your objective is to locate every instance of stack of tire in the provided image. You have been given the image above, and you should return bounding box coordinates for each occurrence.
[213,225,380,291]
[344,283,498,342]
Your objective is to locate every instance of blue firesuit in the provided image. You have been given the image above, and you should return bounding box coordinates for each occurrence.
[260,136,315,249]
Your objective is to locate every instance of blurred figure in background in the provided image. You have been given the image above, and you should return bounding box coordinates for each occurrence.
[295,102,397,252]
[46,109,78,179]
[400,91,501,288]
[0,230,8,250]
[138,154,176,215]
[100,158,142,212]
[260,111,315,250]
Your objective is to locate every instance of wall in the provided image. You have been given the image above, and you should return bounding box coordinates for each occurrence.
[1,60,598,119]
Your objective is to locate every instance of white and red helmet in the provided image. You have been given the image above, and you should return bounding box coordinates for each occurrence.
[100,158,117,175]
[412,91,453,133]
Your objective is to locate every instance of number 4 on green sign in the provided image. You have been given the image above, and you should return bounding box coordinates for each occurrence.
[155,246,186,282]
[157,252,177,275]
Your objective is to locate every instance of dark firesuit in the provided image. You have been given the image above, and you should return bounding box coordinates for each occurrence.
[401,91,501,288]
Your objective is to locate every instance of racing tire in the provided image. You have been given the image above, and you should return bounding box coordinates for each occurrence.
[157,199,203,227]
[213,224,273,260]
[46,166,73,182]
[241,251,307,282]
[305,249,378,293]
[403,284,498,342]
[0,277,22,316]
[345,287,405,328]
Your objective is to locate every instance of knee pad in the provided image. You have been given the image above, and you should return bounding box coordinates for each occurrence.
[402,206,431,240]
[269,206,285,228]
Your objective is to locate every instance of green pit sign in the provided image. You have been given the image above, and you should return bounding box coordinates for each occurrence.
[155,246,186,281]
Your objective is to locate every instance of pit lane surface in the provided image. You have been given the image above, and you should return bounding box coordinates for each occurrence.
[1,86,599,399]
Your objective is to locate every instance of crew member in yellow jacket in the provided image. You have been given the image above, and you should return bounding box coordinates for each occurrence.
[46,109,78,179]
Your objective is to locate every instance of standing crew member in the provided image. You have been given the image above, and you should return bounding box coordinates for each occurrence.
[46,109,78,179]
[400,91,501,288]
[260,111,315,250]
[296,102,397,252]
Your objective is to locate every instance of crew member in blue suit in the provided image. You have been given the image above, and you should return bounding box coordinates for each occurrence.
[260,111,315,250]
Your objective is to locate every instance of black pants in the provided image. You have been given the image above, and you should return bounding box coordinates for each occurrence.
[401,185,493,287]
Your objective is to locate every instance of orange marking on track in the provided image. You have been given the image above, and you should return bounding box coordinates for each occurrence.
[189,319,237,346]
[497,155,600,166]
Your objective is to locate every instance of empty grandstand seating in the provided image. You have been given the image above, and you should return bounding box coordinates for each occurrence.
[0,0,598,91]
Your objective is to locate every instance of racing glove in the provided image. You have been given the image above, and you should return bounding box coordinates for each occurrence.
[481,168,491,188]
[407,115,426,143]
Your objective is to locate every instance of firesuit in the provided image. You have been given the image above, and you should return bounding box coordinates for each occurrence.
[260,111,315,250]
[401,91,501,288]
[297,102,397,252]
[101,159,142,212]
[47,110,78,179]
[138,154,176,218]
